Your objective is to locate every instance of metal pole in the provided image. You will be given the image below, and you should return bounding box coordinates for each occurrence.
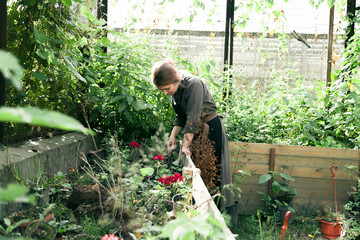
[345,0,356,49]
[223,0,234,99]
[326,5,335,87]
[0,0,7,145]
[223,0,234,69]
[97,0,108,53]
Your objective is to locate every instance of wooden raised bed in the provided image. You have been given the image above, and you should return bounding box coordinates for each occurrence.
[229,142,360,215]
[182,155,237,239]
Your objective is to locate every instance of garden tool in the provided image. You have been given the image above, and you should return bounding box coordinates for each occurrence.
[280,211,292,240]
[167,142,184,171]
[166,149,176,170]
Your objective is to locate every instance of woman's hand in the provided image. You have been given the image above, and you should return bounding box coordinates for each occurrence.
[182,146,191,156]
[167,136,177,154]
[167,126,183,154]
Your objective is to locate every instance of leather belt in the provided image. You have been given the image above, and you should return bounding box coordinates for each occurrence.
[204,111,217,123]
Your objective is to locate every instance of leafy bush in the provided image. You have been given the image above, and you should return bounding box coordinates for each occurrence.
[6,0,174,141]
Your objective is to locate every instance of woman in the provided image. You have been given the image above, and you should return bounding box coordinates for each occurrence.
[151,61,236,215]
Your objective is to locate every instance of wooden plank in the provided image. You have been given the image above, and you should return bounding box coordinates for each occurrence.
[229,142,360,159]
[237,196,265,214]
[231,163,356,180]
[273,155,358,168]
[231,154,358,170]
[237,184,350,201]
[237,193,349,215]
[234,174,355,191]
[230,153,269,164]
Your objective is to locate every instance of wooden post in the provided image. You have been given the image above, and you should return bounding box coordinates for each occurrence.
[0,0,7,145]
[268,148,276,197]
[326,5,335,87]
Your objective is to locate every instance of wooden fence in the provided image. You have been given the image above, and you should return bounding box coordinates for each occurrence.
[229,142,360,215]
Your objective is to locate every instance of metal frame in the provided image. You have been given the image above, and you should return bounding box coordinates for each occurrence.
[0,0,7,145]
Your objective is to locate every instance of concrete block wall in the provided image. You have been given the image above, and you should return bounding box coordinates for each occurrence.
[0,132,97,188]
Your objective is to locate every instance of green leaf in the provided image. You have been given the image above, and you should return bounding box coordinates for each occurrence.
[36,47,49,60]
[272,181,281,194]
[63,56,86,82]
[124,110,133,121]
[80,6,106,25]
[324,95,330,105]
[281,96,289,105]
[0,183,29,201]
[33,27,48,44]
[118,103,125,112]
[32,71,47,81]
[0,50,23,91]
[4,218,11,226]
[140,167,154,176]
[259,174,272,184]
[279,173,295,181]
[111,95,122,102]
[60,0,72,8]
[12,218,32,229]
[132,100,147,110]
[89,113,98,122]
[327,0,335,8]
[279,185,290,192]
[127,95,134,103]
[101,37,111,45]
[0,107,94,135]
[348,91,359,101]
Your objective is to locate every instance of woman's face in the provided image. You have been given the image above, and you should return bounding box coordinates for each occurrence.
[157,82,180,96]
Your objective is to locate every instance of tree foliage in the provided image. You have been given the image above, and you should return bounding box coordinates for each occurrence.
[6,0,174,141]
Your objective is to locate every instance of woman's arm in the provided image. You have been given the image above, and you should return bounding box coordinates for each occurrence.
[182,133,194,156]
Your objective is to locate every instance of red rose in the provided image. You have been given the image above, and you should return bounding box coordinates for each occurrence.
[130,141,140,148]
[154,155,164,161]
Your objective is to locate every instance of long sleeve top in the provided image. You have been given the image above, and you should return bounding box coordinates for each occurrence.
[172,77,217,133]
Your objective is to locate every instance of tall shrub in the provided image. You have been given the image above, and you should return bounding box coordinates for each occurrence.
[6,1,174,141]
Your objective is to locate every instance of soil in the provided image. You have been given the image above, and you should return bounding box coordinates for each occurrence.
[67,184,108,210]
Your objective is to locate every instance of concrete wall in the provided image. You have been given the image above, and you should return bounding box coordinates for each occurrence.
[0,132,97,188]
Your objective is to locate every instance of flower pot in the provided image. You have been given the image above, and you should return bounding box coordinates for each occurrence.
[25,221,57,240]
[319,220,341,239]
[172,194,194,216]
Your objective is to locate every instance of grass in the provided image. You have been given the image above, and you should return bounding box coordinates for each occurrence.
[231,213,326,240]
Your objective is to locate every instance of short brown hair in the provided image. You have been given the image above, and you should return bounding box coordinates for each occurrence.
[151,61,181,87]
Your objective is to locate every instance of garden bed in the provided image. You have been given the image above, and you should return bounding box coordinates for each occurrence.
[229,142,359,215]
[0,135,236,239]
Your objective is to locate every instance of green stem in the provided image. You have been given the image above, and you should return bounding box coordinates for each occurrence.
[257,210,263,240]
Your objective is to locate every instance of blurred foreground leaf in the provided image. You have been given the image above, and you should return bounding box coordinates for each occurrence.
[0,107,94,135]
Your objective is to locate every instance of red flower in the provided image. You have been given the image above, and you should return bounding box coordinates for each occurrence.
[130,141,140,148]
[158,173,183,186]
[154,155,164,161]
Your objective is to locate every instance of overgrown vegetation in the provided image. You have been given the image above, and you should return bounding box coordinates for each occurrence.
[5,0,174,142]
[2,0,360,239]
